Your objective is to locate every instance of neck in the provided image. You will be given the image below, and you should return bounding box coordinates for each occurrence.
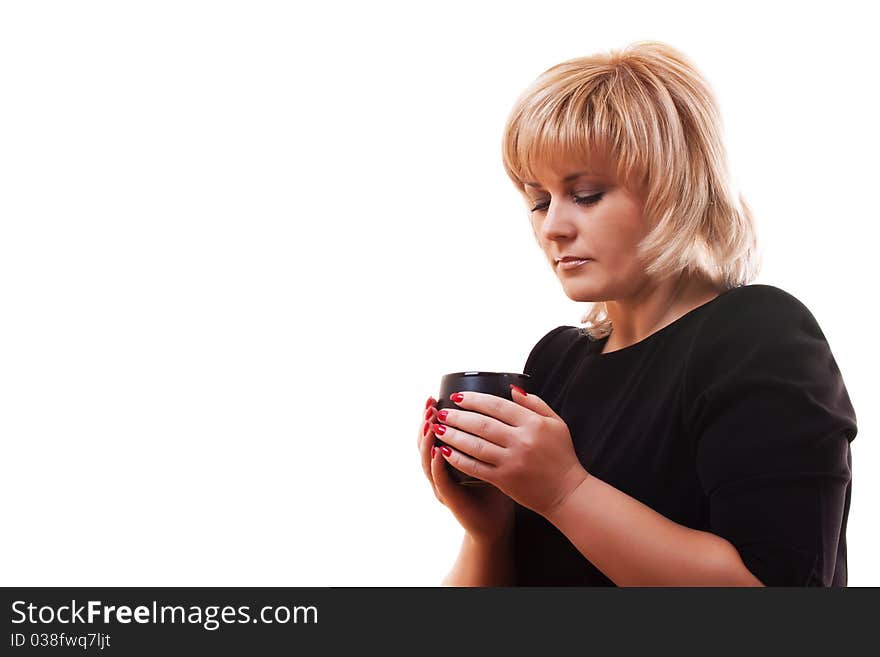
[601,273,719,353]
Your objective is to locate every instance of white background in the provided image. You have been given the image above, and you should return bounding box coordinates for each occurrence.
[1,1,876,586]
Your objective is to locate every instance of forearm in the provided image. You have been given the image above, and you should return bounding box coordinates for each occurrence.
[441,532,515,587]
[545,471,765,587]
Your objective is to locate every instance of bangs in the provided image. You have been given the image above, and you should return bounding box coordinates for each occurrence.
[502,70,646,194]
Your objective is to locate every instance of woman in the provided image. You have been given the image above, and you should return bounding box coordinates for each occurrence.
[415,41,857,586]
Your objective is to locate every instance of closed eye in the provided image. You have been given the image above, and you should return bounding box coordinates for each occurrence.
[530,193,604,213]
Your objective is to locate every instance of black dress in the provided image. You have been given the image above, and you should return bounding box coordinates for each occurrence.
[514,284,858,586]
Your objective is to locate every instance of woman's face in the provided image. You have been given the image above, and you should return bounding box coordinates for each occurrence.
[522,158,651,302]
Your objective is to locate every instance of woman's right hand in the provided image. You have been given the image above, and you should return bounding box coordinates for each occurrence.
[418,396,515,544]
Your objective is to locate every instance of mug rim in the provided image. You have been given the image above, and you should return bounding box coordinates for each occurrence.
[441,371,531,378]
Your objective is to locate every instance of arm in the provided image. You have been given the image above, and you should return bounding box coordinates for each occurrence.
[545,470,764,587]
[441,532,516,587]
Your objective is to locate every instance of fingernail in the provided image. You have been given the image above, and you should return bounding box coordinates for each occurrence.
[437,409,448,421]
[425,396,435,409]
[423,421,430,437]
[431,446,437,459]
[440,445,452,457]
[510,384,527,397]
[424,407,434,420]
[432,423,447,436]
[450,393,464,403]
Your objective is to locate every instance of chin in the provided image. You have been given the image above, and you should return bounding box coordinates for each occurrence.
[561,283,604,303]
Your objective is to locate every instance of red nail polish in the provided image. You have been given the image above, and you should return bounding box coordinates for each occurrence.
[432,446,436,458]
[440,445,452,457]
[423,421,430,436]
[510,384,527,397]
[432,423,446,436]
[450,393,464,403]
[437,409,448,421]
[424,407,434,420]
[425,396,435,409]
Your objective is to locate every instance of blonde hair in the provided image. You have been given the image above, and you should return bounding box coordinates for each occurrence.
[501,40,761,339]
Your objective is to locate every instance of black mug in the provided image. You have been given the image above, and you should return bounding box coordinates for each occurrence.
[435,371,533,486]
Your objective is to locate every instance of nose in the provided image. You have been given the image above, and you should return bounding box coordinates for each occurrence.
[538,197,577,241]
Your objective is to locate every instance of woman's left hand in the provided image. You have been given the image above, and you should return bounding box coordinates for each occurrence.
[433,386,589,518]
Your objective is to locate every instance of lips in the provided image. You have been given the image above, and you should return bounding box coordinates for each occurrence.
[556,256,592,263]
[557,257,592,271]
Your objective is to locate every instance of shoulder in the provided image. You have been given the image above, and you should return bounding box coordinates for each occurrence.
[691,283,825,357]
[684,282,856,439]
[523,325,580,378]
[703,283,816,327]
[531,324,580,352]
[685,283,831,404]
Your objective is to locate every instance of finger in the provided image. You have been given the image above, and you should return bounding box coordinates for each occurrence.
[419,410,436,479]
[417,404,436,452]
[436,407,512,448]
[432,422,505,465]
[448,389,558,426]
[438,443,497,487]
[445,390,530,428]
[417,396,436,449]
[507,385,560,420]
[431,442,465,505]
[419,413,444,503]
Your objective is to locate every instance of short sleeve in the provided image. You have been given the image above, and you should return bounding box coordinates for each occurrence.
[683,286,858,586]
[522,325,569,398]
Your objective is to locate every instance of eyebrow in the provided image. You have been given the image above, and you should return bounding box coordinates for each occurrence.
[523,171,596,188]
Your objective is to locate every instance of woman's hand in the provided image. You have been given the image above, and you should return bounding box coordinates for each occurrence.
[417,396,514,544]
[431,387,589,518]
